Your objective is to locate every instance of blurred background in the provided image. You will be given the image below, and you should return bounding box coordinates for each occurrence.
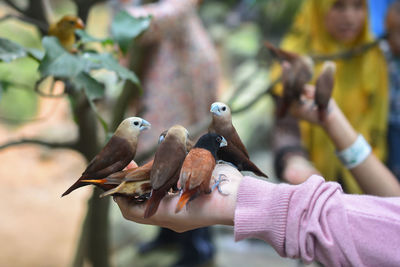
[0,0,308,266]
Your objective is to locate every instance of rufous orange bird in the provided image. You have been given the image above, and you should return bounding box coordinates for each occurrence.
[175,133,227,213]
[48,15,85,51]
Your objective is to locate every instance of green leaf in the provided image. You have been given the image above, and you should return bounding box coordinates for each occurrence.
[75,29,114,46]
[83,52,140,85]
[0,38,28,62]
[71,72,108,133]
[111,11,151,53]
[72,72,105,101]
[0,38,43,62]
[39,36,84,78]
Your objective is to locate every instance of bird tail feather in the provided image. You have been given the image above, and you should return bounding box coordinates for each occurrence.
[144,189,164,218]
[175,191,192,213]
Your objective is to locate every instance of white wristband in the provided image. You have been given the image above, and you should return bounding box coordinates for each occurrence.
[336,134,372,169]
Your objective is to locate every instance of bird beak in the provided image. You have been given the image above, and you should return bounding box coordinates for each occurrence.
[75,18,85,29]
[220,136,228,148]
[210,103,221,116]
[140,119,151,131]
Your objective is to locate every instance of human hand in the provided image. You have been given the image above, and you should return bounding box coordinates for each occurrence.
[282,154,320,184]
[114,163,242,232]
[288,84,337,126]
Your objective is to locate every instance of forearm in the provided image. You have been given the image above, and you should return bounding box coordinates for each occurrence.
[322,101,400,196]
[234,175,400,266]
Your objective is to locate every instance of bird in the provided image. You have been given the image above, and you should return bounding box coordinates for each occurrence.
[209,102,249,158]
[175,133,227,213]
[61,117,151,197]
[264,41,314,118]
[209,102,268,178]
[79,159,153,187]
[79,129,168,189]
[144,125,190,218]
[100,180,152,201]
[48,15,85,51]
[315,61,336,122]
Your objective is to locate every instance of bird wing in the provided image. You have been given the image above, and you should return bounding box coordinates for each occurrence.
[225,125,250,159]
[185,149,215,191]
[151,138,186,190]
[83,136,135,178]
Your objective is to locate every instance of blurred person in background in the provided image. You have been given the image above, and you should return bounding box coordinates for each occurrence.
[271,0,389,194]
[113,0,220,266]
[383,1,400,181]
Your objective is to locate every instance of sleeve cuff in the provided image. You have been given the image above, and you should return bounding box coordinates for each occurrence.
[234,176,294,257]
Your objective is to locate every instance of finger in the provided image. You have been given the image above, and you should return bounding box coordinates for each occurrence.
[115,196,146,221]
[125,160,138,169]
[303,84,316,99]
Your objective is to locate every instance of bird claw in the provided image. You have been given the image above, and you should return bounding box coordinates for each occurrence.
[211,174,229,195]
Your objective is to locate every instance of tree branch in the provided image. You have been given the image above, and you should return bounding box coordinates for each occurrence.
[0,139,77,150]
[230,76,281,114]
[3,0,24,14]
[2,0,49,34]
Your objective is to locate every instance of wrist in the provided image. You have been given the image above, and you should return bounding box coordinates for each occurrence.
[321,100,358,150]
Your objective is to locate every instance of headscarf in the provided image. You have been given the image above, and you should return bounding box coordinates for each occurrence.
[272,0,389,193]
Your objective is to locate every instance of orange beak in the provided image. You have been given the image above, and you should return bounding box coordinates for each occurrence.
[75,18,85,29]
[80,178,107,185]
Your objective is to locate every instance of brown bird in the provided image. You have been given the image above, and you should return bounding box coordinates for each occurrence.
[100,180,152,201]
[80,129,168,187]
[265,41,314,117]
[61,117,151,197]
[209,102,268,178]
[144,125,190,218]
[48,15,85,51]
[315,61,336,122]
[175,133,227,213]
[80,159,153,186]
[209,102,249,158]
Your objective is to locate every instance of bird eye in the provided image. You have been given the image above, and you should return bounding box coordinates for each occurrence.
[134,121,139,126]
[216,136,222,142]
[69,20,75,25]
[222,106,226,111]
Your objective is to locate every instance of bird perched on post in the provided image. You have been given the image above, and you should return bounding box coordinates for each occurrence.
[175,133,227,213]
[144,125,190,218]
[209,102,268,178]
[264,41,314,118]
[48,15,85,51]
[61,117,151,197]
[315,61,336,122]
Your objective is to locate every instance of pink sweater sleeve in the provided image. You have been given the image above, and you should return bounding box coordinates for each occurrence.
[234,175,400,266]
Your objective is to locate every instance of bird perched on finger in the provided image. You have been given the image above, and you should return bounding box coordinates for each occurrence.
[144,125,190,218]
[49,15,85,52]
[315,61,336,122]
[175,133,227,213]
[61,117,151,197]
[209,102,268,178]
[264,41,314,118]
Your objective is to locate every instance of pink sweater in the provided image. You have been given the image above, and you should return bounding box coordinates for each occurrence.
[234,175,400,266]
